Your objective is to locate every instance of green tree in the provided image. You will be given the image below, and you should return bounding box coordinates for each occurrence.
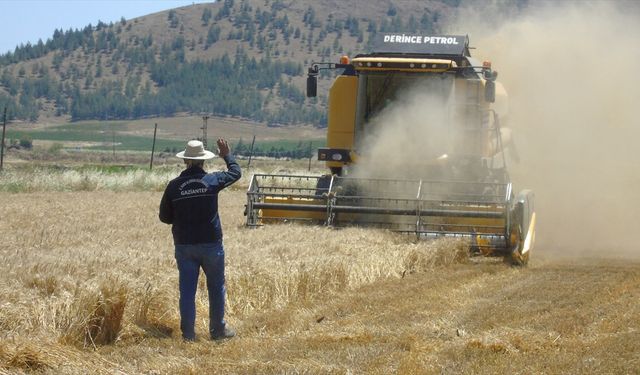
[201,8,212,25]
[235,138,246,154]
[206,26,221,48]
[387,4,397,16]
[168,10,179,28]
[19,136,33,149]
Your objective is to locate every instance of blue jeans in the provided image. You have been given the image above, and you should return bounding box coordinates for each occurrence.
[175,241,226,340]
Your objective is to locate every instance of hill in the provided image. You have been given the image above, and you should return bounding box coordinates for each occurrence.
[0,0,517,126]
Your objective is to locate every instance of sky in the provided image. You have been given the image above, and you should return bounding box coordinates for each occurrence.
[0,0,213,54]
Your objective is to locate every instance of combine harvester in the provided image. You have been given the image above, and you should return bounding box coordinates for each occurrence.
[245,34,535,265]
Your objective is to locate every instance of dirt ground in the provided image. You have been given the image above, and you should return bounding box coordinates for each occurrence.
[0,189,638,374]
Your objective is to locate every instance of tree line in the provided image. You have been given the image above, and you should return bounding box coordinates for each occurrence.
[68,48,323,125]
[233,138,318,159]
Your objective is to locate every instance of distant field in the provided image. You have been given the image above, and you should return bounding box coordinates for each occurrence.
[5,115,326,153]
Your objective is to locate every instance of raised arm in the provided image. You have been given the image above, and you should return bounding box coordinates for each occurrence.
[214,138,242,188]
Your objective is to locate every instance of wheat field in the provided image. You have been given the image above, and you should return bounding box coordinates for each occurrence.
[0,166,639,374]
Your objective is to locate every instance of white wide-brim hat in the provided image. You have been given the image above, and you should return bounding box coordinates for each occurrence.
[176,140,216,160]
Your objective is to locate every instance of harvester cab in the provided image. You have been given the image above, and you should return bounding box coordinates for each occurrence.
[246,34,535,265]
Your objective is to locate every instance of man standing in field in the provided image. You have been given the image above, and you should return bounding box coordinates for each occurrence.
[159,138,241,341]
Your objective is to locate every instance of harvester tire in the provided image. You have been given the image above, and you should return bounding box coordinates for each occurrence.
[508,224,529,266]
[509,249,530,267]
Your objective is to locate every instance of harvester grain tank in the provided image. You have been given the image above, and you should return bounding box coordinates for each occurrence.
[245,34,535,265]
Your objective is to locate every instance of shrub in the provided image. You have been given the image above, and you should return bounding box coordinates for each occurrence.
[19,136,33,149]
[48,142,64,154]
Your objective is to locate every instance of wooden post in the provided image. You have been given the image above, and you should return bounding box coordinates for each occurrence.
[0,107,7,172]
[247,135,256,170]
[201,115,209,148]
[111,125,116,160]
[150,123,158,170]
[307,141,313,171]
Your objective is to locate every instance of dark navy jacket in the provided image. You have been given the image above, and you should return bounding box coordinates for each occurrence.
[159,155,241,245]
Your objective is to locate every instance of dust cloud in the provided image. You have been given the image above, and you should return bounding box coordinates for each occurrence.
[447,0,640,257]
[353,78,457,180]
[354,1,640,257]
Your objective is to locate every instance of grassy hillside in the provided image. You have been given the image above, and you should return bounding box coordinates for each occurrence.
[0,0,477,125]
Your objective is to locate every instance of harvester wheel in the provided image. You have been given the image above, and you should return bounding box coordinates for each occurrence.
[508,224,529,266]
[509,248,530,267]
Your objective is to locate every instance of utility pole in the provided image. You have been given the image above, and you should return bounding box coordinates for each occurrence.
[201,115,209,148]
[150,123,158,170]
[247,135,256,170]
[0,107,7,172]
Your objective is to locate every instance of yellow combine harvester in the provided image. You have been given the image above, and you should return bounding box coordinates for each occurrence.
[245,34,535,265]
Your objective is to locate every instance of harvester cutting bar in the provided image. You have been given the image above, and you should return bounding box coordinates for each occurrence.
[415,233,508,251]
[252,201,503,218]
